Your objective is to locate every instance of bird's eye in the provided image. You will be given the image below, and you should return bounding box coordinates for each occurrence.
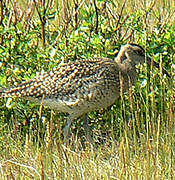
[136,50,144,56]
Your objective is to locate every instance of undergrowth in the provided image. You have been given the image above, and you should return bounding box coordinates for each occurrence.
[0,0,174,179]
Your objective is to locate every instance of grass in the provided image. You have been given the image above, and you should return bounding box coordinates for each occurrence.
[1,130,175,179]
[0,0,175,179]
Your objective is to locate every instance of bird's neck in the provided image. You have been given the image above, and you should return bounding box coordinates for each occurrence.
[115,57,136,72]
[115,57,138,88]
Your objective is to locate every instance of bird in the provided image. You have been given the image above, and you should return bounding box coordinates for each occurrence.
[0,43,170,143]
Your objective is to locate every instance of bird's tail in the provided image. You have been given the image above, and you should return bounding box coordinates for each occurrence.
[0,85,28,98]
[0,87,11,98]
[0,87,25,98]
[0,79,45,98]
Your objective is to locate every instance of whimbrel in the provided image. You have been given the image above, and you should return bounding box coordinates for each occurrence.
[0,44,170,143]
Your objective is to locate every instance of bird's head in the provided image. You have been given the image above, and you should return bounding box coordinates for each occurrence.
[115,43,170,77]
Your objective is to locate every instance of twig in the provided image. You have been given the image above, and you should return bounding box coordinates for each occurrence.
[0,0,4,45]
[93,0,98,34]
[74,0,79,29]
[106,3,118,20]
[33,0,46,47]
[62,0,69,27]
[66,0,86,27]
[0,0,3,25]
[116,0,127,29]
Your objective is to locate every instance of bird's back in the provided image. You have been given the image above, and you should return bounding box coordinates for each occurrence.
[0,58,121,116]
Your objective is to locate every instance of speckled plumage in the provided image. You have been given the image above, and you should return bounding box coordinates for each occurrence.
[0,58,121,116]
[0,44,170,143]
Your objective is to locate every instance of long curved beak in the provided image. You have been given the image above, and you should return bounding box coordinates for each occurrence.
[146,57,170,78]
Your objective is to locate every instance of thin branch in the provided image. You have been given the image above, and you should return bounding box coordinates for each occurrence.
[116,0,127,29]
[0,0,4,45]
[93,0,98,34]
[33,0,46,47]
[33,0,43,23]
[66,0,85,27]
[62,0,69,27]
[74,0,78,29]
[0,0,3,25]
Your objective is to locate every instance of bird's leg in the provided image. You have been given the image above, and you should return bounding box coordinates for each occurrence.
[83,114,93,144]
[63,116,73,144]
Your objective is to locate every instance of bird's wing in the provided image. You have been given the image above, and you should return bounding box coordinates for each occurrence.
[0,58,120,102]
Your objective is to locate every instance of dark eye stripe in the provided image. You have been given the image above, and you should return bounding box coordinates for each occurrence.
[138,50,144,55]
[136,50,144,56]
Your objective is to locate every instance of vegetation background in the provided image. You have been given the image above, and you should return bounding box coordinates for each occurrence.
[0,0,174,179]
